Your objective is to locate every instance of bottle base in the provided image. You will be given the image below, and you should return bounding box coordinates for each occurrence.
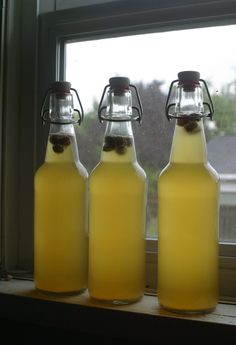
[160,303,216,315]
[90,295,143,306]
[36,287,87,298]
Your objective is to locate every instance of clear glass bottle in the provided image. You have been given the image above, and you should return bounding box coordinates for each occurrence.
[88,77,147,304]
[34,81,88,295]
[157,71,219,313]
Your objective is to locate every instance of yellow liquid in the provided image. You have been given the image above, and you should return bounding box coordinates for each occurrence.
[34,136,88,294]
[157,123,219,313]
[88,147,147,303]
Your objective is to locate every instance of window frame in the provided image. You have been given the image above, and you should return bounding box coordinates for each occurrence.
[1,0,39,272]
[35,0,236,299]
[0,0,6,266]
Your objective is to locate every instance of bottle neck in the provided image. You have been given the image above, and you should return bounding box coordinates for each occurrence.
[45,123,80,163]
[106,88,132,121]
[170,119,208,164]
[49,91,74,123]
[175,84,203,116]
[100,121,137,163]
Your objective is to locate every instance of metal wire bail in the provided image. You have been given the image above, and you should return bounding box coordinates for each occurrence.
[40,82,84,125]
[165,74,214,121]
[98,77,143,123]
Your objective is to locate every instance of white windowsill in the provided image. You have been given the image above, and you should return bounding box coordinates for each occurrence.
[0,279,235,343]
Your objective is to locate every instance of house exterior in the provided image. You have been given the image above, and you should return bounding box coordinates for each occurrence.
[208,135,236,242]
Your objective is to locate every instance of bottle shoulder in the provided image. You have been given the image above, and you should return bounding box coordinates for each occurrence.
[90,160,146,182]
[76,161,89,178]
[35,161,88,181]
[158,162,219,184]
[205,162,220,181]
[134,161,147,179]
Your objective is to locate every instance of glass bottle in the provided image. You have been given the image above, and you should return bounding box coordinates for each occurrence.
[88,77,147,304]
[34,81,88,295]
[157,71,219,313]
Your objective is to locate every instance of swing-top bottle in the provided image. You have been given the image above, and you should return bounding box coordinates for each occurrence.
[88,77,147,304]
[34,81,88,295]
[157,71,219,313]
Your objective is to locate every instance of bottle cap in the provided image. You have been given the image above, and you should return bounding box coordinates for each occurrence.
[109,77,130,89]
[51,81,71,93]
[178,71,200,84]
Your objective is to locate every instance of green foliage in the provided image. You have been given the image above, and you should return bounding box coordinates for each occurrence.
[144,165,159,237]
[146,215,157,238]
[211,88,236,135]
[133,80,174,171]
[76,102,105,172]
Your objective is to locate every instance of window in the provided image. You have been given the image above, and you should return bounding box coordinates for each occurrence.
[37,0,236,299]
[3,0,236,299]
[65,26,236,242]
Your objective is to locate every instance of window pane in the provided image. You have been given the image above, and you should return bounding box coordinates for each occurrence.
[65,25,236,241]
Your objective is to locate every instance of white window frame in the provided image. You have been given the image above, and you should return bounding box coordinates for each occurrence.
[2,0,234,297]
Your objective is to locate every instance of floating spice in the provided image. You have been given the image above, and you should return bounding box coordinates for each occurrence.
[177,114,200,133]
[103,135,132,155]
[49,134,71,153]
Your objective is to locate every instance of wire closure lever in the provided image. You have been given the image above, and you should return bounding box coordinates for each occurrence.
[98,77,143,123]
[40,81,84,125]
[165,71,214,121]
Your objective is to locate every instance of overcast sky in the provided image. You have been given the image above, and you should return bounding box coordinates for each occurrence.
[66,24,236,112]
